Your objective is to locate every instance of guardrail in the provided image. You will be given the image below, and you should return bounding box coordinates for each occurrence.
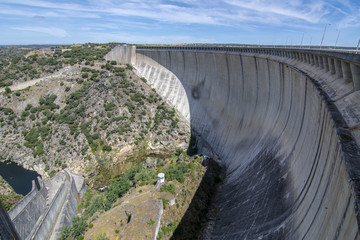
[137,46,360,91]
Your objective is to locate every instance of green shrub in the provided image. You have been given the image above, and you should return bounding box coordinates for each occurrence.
[157,221,177,240]
[126,64,133,70]
[102,145,112,152]
[96,233,110,240]
[164,163,188,183]
[106,177,131,203]
[147,219,155,225]
[104,102,115,111]
[134,168,156,184]
[85,195,112,217]
[25,104,33,111]
[82,72,88,78]
[124,102,135,113]
[160,183,176,195]
[34,142,44,156]
[59,226,72,240]
[71,216,87,238]
[4,87,11,94]
[38,94,59,110]
[49,170,56,178]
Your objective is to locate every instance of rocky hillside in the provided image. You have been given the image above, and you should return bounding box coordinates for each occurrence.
[0,44,190,182]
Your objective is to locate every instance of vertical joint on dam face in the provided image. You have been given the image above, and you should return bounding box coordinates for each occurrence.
[323,56,330,72]
[328,58,336,74]
[350,64,360,91]
[318,55,324,69]
[342,60,352,84]
[335,59,343,78]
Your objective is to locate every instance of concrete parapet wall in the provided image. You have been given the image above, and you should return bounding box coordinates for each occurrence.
[29,173,67,240]
[49,170,83,240]
[9,179,38,220]
[126,46,360,239]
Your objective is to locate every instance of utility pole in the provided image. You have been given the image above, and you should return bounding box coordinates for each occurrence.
[320,23,331,49]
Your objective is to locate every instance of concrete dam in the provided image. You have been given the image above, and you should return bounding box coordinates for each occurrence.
[106,45,360,239]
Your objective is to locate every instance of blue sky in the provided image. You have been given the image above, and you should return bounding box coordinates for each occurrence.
[0,0,359,47]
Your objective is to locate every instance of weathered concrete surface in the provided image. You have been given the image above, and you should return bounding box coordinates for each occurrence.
[105,45,136,66]
[123,47,360,239]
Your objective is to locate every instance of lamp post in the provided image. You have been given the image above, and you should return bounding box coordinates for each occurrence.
[335,29,340,49]
[320,23,331,49]
[300,32,306,48]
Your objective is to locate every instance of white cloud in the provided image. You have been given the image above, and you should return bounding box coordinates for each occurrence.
[224,0,328,23]
[12,27,68,37]
[2,0,360,29]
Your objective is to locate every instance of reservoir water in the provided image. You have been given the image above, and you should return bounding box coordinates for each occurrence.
[0,161,41,195]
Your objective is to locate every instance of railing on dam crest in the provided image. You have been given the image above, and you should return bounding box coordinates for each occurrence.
[137,45,360,91]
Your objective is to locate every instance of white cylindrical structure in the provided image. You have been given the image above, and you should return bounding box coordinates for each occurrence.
[157,173,165,183]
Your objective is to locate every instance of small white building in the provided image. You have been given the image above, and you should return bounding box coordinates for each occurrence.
[157,173,165,183]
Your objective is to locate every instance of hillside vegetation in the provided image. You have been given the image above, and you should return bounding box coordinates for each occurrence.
[0,43,190,182]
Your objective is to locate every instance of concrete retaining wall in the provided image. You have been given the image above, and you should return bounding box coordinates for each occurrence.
[126,47,360,239]
[7,170,85,240]
[9,178,47,239]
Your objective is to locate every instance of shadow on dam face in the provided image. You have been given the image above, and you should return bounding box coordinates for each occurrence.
[112,46,360,239]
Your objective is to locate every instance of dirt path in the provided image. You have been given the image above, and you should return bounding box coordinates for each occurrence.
[0,66,78,93]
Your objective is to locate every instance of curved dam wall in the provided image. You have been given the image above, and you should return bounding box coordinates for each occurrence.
[107,46,360,239]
